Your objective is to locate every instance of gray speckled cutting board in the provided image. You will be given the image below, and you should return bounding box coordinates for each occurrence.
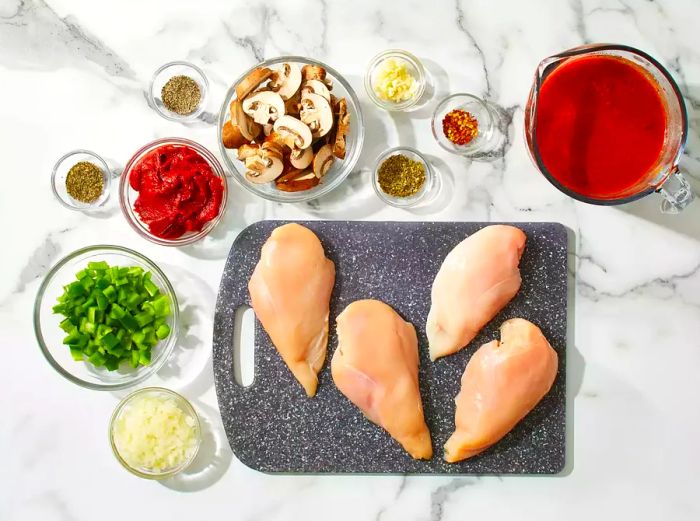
[213,221,567,474]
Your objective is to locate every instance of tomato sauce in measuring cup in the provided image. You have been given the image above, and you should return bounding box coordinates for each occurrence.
[534,54,667,199]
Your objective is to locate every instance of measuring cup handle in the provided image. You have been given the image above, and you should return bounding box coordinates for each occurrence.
[658,168,695,214]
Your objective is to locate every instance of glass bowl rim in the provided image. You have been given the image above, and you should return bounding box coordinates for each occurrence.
[216,55,365,203]
[119,137,228,247]
[149,61,209,122]
[33,244,180,391]
[364,49,427,111]
[431,93,492,155]
[109,386,202,479]
[51,149,112,211]
[372,146,434,208]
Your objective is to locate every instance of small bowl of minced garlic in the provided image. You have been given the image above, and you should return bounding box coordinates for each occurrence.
[365,50,427,112]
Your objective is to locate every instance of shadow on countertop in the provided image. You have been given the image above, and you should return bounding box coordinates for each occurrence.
[619,84,700,242]
[160,400,233,492]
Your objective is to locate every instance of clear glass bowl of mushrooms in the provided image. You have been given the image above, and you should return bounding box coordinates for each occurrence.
[217,56,364,203]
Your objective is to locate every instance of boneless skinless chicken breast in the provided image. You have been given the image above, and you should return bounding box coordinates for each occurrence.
[332,300,433,460]
[444,318,558,463]
[427,225,527,361]
[248,223,335,397]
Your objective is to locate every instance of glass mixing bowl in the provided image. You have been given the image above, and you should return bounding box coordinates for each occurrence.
[33,245,179,390]
[217,56,364,203]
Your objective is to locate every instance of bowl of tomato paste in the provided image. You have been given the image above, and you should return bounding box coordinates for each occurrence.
[120,138,227,246]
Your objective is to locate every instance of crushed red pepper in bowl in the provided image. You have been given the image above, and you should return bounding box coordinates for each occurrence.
[120,139,227,246]
[442,109,479,146]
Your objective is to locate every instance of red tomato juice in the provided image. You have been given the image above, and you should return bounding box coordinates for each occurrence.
[534,54,667,199]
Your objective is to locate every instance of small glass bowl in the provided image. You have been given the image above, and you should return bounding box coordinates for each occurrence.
[119,137,228,247]
[149,61,209,122]
[52,150,111,211]
[373,147,435,208]
[33,245,179,391]
[218,56,364,203]
[365,49,427,112]
[109,387,201,480]
[431,93,497,156]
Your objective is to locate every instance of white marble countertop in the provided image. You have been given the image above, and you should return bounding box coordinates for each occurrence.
[3,0,700,519]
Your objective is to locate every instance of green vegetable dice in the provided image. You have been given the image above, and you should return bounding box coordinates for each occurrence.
[53,261,173,371]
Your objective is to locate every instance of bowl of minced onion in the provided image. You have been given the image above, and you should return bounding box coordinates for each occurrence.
[110,387,201,479]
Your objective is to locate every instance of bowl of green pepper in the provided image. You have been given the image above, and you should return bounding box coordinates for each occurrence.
[33,245,179,390]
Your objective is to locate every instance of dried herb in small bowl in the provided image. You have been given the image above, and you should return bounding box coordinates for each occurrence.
[377,154,426,198]
[161,75,201,115]
[65,161,104,203]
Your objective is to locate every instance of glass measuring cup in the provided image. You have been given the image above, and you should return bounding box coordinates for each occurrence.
[524,44,694,213]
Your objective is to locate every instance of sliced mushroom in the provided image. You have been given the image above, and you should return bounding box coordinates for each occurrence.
[300,93,334,138]
[276,175,320,192]
[230,99,261,141]
[270,63,302,100]
[276,167,307,184]
[333,98,350,159]
[312,144,334,178]
[244,150,284,184]
[301,64,326,82]
[273,115,313,149]
[264,131,291,151]
[263,123,274,136]
[301,79,331,102]
[222,120,249,149]
[236,67,273,100]
[285,91,301,117]
[290,146,313,169]
[262,140,286,159]
[237,143,261,161]
[242,91,285,125]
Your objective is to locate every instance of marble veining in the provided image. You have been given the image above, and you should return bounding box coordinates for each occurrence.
[2,0,700,520]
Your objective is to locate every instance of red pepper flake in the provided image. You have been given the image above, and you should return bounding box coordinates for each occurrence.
[442,109,479,146]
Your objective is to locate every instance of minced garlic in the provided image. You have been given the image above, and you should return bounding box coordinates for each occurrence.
[113,394,197,472]
[373,58,418,103]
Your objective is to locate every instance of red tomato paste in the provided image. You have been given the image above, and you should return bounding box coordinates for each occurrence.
[129,144,224,239]
[534,54,667,199]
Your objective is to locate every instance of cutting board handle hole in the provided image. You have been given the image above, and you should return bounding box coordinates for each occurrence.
[232,305,255,387]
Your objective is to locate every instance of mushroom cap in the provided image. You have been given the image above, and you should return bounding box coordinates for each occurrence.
[270,63,302,101]
[333,97,350,159]
[273,115,313,149]
[313,144,334,178]
[236,67,273,100]
[245,154,284,184]
[261,140,286,159]
[301,64,327,82]
[300,93,334,138]
[290,146,313,169]
[242,91,285,125]
[301,79,331,102]
[222,120,249,149]
[236,143,261,160]
[230,99,261,141]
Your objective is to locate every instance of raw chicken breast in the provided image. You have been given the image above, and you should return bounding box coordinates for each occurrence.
[248,223,335,397]
[427,225,526,361]
[444,318,558,463]
[332,300,433,460]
